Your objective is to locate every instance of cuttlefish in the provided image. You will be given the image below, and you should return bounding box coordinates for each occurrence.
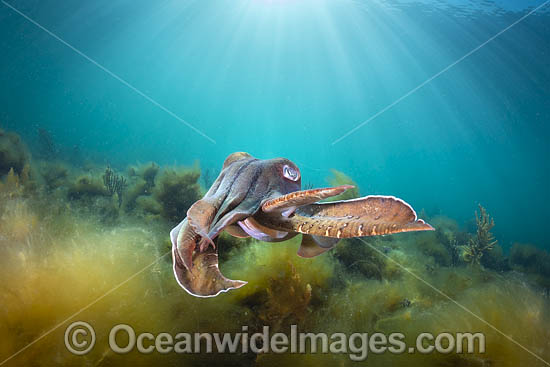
[170,152,433,297]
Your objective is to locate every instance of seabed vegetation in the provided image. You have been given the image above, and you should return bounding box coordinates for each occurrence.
[0,127,549,366]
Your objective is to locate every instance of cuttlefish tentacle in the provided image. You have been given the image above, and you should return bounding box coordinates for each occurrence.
[261,185,354,215]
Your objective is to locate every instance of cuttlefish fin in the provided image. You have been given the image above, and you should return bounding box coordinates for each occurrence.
[262,185,354,215]
[187,199,217,252]
[172,237,247,297]
[297,235,339,258]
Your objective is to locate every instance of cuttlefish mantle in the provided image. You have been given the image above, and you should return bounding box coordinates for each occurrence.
[170,152,433,297]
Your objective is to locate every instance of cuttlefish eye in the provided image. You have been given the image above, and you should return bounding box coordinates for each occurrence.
[282,164,300,181]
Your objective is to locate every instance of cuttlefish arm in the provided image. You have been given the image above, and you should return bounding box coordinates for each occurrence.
[254,195,434,258]
[175,153,258,271]
[171,222,247,298]
[172,197,290,296]
[261,185,354,216]
[172,197,263,297]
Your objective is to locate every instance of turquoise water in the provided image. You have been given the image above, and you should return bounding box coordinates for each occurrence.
[1,0,549,248]
[2,2,550,366]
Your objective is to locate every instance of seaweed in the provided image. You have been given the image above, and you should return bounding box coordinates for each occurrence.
[441,232,461,266]
[122,163,160,213]
[39,162,69,192]
[326,169,360,200]
[103,166,127,208]
[509,243,550,289]
[252,261,314,332]
[153,168,201,223]
[68,175,110,201]
[142,162,159,189]
[0,168,23,198]
[480,243,509,272]
[223,239,335,336]
[217,231,252,263]
[3,130,550,367]
[123,178,148,212]
[0,128,28,176]
[432,217,470,267]
[461,204,497,266]
[135,196,162,216]
[332,237,398,280]
[0,196,37,242]
[141,162,159,190]
[416,231,452,267]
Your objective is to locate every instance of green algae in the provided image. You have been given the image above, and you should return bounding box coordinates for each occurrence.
[0,129,549,366]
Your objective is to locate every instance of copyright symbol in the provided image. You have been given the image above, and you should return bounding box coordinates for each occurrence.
[64,321,96,355]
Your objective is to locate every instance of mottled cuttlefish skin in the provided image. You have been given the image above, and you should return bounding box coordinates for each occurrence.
[256,195,433,238]
[170,152,433,297]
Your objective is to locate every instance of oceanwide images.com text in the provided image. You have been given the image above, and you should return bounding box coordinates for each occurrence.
[65,322,486,361]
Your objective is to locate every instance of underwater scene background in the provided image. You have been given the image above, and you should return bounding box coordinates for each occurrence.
[1,0,549,366]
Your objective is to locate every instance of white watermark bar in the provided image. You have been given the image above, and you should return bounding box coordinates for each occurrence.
[65,322,485,361]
